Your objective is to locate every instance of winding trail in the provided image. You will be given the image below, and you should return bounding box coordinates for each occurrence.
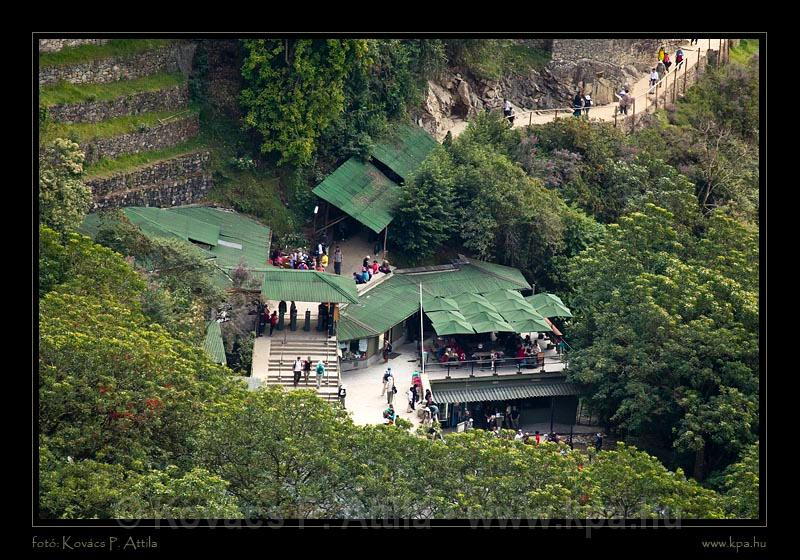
[443,39,725,139]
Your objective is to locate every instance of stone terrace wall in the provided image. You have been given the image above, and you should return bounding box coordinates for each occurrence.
[81,114,200,164]
[45,83,189,124]
[39,43,197,86]
[39,39,110,53]
[93,174,214,210]
[551,39,688,71]
[86,151,210,199]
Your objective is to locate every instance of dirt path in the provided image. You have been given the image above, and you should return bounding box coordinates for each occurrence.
[443,39,723,139]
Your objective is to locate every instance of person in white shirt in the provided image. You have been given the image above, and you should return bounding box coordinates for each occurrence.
[292,357,303,388]
[650,68,659,88]
[407,387,416,413]
[386,375,395,404]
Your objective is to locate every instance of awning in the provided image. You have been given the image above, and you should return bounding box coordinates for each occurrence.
[526,293,573,318]
[426,310,475,335]
[261,269,360,304]
[431,382,580,404]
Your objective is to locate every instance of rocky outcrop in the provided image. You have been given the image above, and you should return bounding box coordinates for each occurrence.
[39,39,110,53]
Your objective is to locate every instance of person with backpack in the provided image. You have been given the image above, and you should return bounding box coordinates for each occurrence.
[382,367,392,396]
[658,45,665,62]
[675,48,685,68]
[333,246,343,275]
[595,432,603,451]
[582,93,592,117]
[315,359,326,389]
[663,52,672,72]
[292,356,303,388]
[338,384,347,408]
[407,386,416,413]
[383,404,396,425]
[650,68,659,88]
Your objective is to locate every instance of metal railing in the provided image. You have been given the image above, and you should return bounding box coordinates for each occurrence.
[429,354,568,379]
[503,39,730,133]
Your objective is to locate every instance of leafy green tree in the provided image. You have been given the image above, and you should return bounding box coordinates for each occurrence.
[394,146,456,259]
[39,138,92,234]
[720,441,759,518]
[566,205,758,480]
[241,39,369,166]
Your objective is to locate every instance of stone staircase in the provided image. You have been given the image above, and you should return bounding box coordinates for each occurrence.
[263,321,340,402]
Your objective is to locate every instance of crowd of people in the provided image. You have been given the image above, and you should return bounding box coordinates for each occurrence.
[352,255,391,285]
[270,242,331,272]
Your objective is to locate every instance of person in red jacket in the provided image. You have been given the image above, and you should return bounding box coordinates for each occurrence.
[269,311,278,336]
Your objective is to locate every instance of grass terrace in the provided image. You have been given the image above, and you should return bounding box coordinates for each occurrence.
[39,72,186,107]
[39,39,172,67]
[730,39,759,64]
[40,104,199,144]
[83,137,205,179]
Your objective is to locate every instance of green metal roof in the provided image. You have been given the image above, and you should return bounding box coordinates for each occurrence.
[431,381,580,404]
[312,158,402,233]
[370,123,439,182]
[203,321,227,365]
[466,258,532,290]
[338,260,532,341]
[80,206,271,287]
[261,269,359,304]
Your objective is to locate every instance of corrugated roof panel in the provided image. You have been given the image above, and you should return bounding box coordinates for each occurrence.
[370,123,439,182]
[313,158,402,233]
[431,382,580,404]
[203,321,227,365]
[261,269,360,304]
[126,207,221,247]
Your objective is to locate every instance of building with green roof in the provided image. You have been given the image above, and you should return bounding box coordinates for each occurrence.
[81,205,271,287]
[312,123,438,235]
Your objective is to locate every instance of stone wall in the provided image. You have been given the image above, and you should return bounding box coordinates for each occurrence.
[39,42,196,86]
[551,39,688,70]
[46,83,190,124]
[93,174,214,210]
[81,114,200,164]
[86,151,211,200]
[39,39,109,53]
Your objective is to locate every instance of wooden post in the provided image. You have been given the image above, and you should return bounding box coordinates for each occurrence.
[555,109,558,120]
[683,55,688,95]
[654,81,658,110]
[673,67,677,103]
[383,224,388,259]
[613,106,617,127]
[631,98,636,133]
[529,111,532,126]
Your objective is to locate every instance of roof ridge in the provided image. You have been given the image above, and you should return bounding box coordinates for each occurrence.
[467,259,530,289]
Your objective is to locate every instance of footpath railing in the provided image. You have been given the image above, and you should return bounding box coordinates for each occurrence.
[507,39,735,134]
[428,354,567,379]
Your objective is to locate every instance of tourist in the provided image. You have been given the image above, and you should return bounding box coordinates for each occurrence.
[292,356,303,388]
[511,406,520,429]
[583,93,592,117]
[386,373,396,405]
[315,359,326,389]
[656,60,666,80]
[658,45,665,62]
[619,88,631,115]
[303,356,312,384]
[595,432,603,452]
[663,52,672,72]
[534,430,541,444]
[675,47,685,67]
[690,38,698,46]
[353,272,365,285]
[382,340,392,363]
[650,68,659,88]
[269,311,278,336]
[338,384,347,408]
[383,404,396,424]
[572,92,583,117]
[424,389,433,407]
[503,98,512,120]
[372,260,380,276]
[407,387,416,412]
[381,367,392,396]
[361,267,370,283]
[379,259,391,274]
[333,246,343,275]
[320,251,329,270]
[363,255,370,269]
[515,429,524,441]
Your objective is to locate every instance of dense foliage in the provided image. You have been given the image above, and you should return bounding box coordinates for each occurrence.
[38,137,92,234]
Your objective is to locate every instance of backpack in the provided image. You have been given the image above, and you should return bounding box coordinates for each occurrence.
[316,363,324,374]
[339,387,346,397]
[392,385,398,394]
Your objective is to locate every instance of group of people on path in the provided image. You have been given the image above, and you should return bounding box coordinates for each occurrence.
[572,92,593,118]
[271,242,331,273]
[381,367,437,426]
[292,356,327,389]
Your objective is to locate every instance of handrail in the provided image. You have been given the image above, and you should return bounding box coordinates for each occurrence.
[504,39,726,126]
[431,353,568,378]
